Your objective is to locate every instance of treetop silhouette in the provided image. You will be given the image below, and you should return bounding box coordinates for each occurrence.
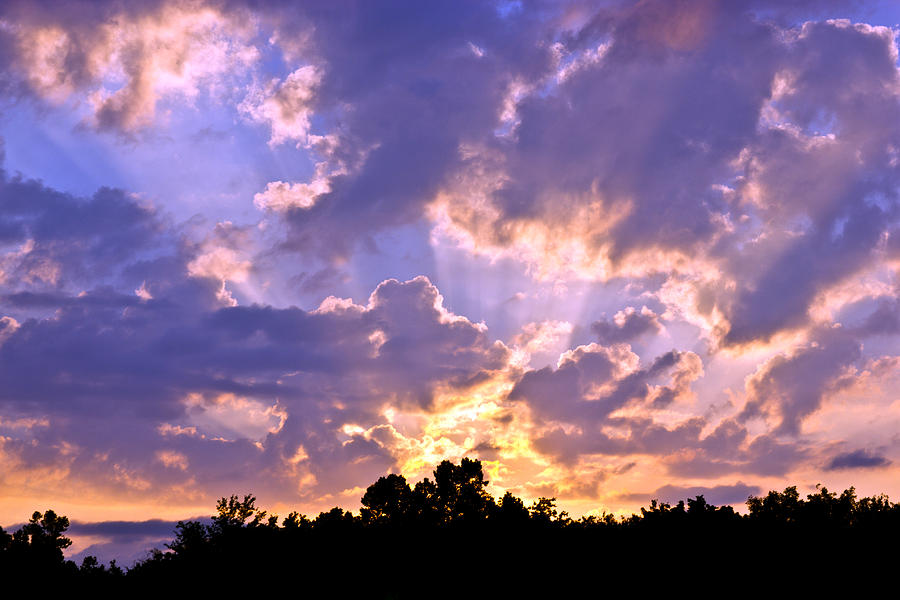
[4,457,900,585]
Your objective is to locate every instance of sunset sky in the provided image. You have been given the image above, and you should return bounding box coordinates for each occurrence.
[2,0,900,561]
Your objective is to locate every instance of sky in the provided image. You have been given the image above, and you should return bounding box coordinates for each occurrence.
[2,0,900,563]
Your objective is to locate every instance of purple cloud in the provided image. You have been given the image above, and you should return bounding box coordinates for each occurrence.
[0,172,512,502]
[740,328,862,435]
[1,0,900,536]
[826,449,891,471]
[620,482,762,507]
[592,306,663,345]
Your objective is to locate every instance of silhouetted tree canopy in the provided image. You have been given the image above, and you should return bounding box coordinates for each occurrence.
[3,458,900,590]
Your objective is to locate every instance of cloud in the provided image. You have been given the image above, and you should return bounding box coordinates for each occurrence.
[240,65,322,147]
[620,482,761,507]
[67,517,206,567]
[249,0,557,259]
[825,449,891,471]
[510,320,574,367]
[3,2,897,354]
[0,173,165,291]
[858,299,900,337]
[6,1,894,356]
[2,0,900,528]
[1,0,261,134]
[509,343,702,426]
[663,427,808,479]
[420,2,900,351]
[506,340,717,470]
[432,1,777,278]
[68,518,184,543]
[740,327,862,435]
[0,176,514,505]
[713,18,900,346]
[254,179,328,212]
[592,306,663,345]
[3,2,259,134]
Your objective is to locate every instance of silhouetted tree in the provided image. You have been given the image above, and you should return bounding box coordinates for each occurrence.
[746,485,802,526]
[166,519,209,557]
[211,494,272,533]
[10,457,900,588]
[282,510,312,531]
[497,491,530,525]
[0,509,75,577]
[314,507,356,530]
[360,473,413,525]
[529,497,561,525]
[409,477,441,525]
[433,457,495,523]
[15,510,72,565]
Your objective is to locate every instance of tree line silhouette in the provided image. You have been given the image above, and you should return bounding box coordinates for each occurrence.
[2,457,898,589]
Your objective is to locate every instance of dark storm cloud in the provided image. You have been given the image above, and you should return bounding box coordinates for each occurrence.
[826,449,891,471]
[68,518,186,543]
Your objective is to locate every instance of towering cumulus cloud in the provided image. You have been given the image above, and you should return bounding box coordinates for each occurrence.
[1,0,899,559]
[0,173,511,506]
